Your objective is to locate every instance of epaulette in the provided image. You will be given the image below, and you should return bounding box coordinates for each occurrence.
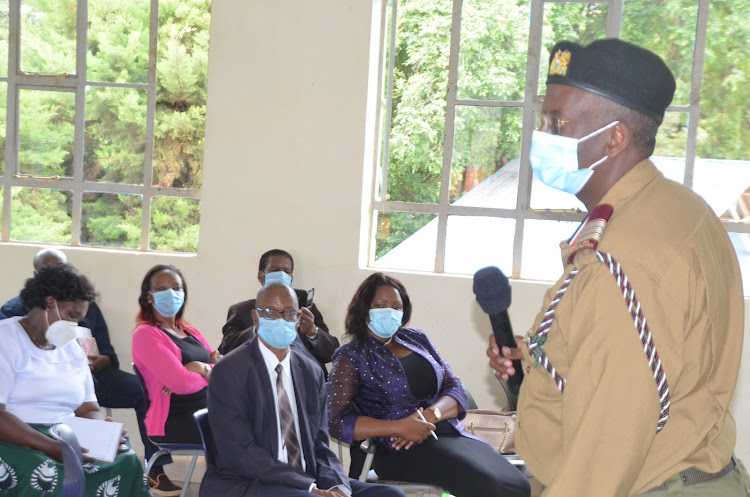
[567,204,613,265]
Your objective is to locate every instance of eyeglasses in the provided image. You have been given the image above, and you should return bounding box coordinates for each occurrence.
[534,110,610,136]
[255,308,300,321]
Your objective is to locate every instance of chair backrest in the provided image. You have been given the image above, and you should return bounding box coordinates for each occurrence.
[132,363,151,411]
[49,424,86,497]
[192,408,215,466]
[461,383,479,410]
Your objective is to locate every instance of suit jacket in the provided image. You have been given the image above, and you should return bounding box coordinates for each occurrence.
[201,337,349,497]
[218,299,339,374]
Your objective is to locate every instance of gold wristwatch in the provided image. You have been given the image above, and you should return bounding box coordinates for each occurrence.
[425,406,441,422]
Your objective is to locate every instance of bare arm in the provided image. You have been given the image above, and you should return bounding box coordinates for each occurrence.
[0,404,61,462]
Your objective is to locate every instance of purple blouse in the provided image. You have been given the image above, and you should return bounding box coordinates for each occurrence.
[327,328,471,451]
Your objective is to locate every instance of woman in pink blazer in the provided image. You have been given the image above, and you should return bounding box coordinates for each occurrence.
[132,264,220,495]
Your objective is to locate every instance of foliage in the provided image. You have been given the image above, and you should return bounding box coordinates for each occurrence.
[377,0,750,259]
[3,0,209,251]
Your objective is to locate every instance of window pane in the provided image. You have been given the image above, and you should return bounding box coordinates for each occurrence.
[85,86,146,184]
[88,0,149,84]
[372,211,437,272]
[150,196,200,252]
[539,2,608,93]
[654,111,688,159]
[380,0,451,204]
[621,0,697,107]
[0,83,6,175]
[730,233,750,296]
[153,0,211,189]
[450,106,521,207]
[698,1,750,162]
[457,0,529,101]
[20,0,76,74]
[521,219,581,281]
[19,89,75,177]
[0,4,8,78]
[443,216,514,275]
[10,187,72,243]
[82,192,142,248]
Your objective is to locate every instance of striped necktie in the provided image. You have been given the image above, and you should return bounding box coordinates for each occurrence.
[275,363,302,470]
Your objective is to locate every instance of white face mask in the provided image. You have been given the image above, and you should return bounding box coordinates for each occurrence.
[45,301,79,348]
[529,121,619,194]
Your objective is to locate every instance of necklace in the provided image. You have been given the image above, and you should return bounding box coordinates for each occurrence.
[20,320,54,350]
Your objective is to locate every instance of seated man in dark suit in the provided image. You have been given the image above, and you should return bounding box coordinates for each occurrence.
[202,281,405,497]
[219,249,339,376]
[0,248,172,494]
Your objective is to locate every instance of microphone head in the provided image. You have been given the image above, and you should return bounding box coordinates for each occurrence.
[472,266,511,314]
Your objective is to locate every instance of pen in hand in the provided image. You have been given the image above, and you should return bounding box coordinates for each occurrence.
[417,409,438,440]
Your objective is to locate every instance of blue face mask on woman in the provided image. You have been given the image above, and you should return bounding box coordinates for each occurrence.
[367,308,404,339]
[529,121,618,194]
[257,317,298,349]
[263,271,292,286]
[151,289,185,318]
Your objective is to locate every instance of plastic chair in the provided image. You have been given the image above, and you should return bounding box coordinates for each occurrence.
[192,409,214,466]
[49,423,86,497]
[132,364,204,497]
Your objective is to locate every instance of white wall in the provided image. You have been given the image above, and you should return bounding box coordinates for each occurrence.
[1,0,747,465]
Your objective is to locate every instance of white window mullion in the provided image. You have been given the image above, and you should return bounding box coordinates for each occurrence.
[2,0,21,241]
[434,0,463,273]
[682,0,710,189]
[141,0,159,251]
[70,0,89,246]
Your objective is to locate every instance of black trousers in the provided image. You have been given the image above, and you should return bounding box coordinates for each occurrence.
[372,430,530,497]
[148,394,205,477]
[93,366,164,466]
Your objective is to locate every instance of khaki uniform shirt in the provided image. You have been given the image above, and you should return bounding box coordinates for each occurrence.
[517,160,744,496]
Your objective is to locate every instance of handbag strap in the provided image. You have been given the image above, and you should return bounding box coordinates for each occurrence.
[525,250,671,432]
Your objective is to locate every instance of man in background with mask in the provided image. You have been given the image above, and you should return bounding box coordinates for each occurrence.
[0,248,161,489]
[218,249,339,377]
[202,281,406,497]
[487,39,748,495]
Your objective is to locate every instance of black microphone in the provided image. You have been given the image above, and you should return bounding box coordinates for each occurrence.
[473,266,524,396]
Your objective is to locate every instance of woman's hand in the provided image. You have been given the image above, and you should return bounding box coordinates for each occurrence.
[390,408,435,450]
[209,350,223,364]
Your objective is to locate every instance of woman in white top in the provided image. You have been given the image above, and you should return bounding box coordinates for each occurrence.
[0,263,150,497]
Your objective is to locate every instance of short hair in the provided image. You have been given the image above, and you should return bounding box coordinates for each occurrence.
[20,264,97,310]
[582,91,660,158]
[137,264,189,326]
[344,272,412,341]
[32,248,67,271]
[256,281,299,308]
[258,249,294,272]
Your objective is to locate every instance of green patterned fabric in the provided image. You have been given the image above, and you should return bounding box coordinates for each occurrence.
[0,424,151,497]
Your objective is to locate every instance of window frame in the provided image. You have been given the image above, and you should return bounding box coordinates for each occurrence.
[0,0,202,250]
[367,0,740,279]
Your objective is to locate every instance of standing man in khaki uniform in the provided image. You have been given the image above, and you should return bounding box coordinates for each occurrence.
[488,39,750,496]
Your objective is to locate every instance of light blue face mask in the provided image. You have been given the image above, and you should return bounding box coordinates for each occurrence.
[257,316,298,349]
[263,271,292,287]
[529,121,619,194]
[151,289,185,318]
[367,308,404,339]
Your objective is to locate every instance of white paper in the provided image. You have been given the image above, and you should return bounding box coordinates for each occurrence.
[60,415,123,462]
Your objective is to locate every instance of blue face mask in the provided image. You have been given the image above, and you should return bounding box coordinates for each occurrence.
[529,121,618,194]
[263,271,292,287]
[151,289,185,318]
[257,317,298,349]
[367,308,404,339]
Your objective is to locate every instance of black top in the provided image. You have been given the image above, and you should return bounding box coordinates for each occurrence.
[161,328,209,404]
[398,351,438,401]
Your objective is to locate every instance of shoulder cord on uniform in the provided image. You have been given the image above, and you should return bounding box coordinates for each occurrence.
[525,251,670,432]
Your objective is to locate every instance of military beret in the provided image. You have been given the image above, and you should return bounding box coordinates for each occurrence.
[546,38,676,124]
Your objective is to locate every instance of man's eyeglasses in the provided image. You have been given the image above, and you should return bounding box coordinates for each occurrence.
[256,308,300,321]
[534,110,609,136]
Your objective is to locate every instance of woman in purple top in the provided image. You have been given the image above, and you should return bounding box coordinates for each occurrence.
[327,273,530,497]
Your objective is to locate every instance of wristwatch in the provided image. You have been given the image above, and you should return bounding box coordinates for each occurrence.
[425,406,441,422]
[308,326,319,341]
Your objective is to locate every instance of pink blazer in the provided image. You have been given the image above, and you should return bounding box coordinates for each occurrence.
[132,322,213,436]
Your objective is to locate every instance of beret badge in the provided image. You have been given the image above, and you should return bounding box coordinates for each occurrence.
[549,49,571,77]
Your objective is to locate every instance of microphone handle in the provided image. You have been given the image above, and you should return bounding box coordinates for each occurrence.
[489,311,524,396]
